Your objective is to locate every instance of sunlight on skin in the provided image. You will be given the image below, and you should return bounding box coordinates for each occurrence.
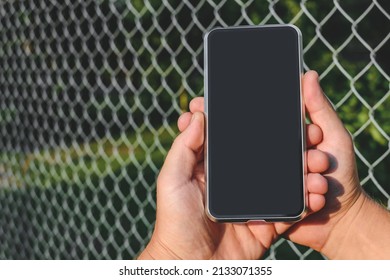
[139,71,390,259]
[139,72,331,260]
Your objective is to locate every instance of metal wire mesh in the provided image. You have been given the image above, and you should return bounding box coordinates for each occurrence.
[0,0,389,259]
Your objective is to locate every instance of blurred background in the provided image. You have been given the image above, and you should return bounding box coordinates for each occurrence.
[0,0,389,259]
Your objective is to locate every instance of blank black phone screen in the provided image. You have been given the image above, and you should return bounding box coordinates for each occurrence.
[206,25,304,220]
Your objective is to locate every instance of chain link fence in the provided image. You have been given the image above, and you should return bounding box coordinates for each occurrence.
[0,0,389,259]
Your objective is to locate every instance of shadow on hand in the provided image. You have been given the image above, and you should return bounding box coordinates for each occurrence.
[287,152,344,229]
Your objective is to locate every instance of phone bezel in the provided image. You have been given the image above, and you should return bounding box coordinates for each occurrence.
[204,24,307,223]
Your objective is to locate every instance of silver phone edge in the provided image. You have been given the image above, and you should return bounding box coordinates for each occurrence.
[204,24,306,223]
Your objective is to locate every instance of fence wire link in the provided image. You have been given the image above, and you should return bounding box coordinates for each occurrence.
[0,0,389,259]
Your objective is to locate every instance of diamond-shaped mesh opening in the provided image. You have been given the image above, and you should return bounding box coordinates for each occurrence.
[303,39,334,73]
[355,123,388,163]
[320,10,354,48]
[304,1,334,21]
[337,37,371,76]
[362,179,389,208]
[338,95,370,134]
[354,67,389,107]
[219,1,248,26]
[0,0,389,259]
[320,68,351,106]
[354,5,390,49]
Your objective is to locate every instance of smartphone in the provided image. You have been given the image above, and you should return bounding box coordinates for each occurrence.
[204,25,306,222]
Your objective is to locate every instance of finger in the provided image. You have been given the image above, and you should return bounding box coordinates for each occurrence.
[307,173,328,195]
[158,112,205,189]
[274,194,326,235]
[303,71,347,137]
[189,97,205,113]
[177,112,192,132]
[307,149,329,173]
[306,124,323,148]
[273,211,310,235]
[307,193,326,212]
[274,176,327,235]
[177,97,203,133]
[284,217,327,250]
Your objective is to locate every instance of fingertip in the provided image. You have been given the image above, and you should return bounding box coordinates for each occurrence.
[177,112,192,132]
[307,149,330,173]
[308,193,326,212]
[303,71,323,108]
[189,97,205,113]
[305,70,319,81]
[306,124,323,147]
[190,111,205,129]
[307,173,328,195]
[183,111,205,152]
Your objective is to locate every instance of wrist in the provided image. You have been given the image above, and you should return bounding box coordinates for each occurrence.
[321,192,390,259]
[137,237,182,260]
[320,191,367,259]
[137,245,155,260]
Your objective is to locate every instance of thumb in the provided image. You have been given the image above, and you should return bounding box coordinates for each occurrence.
[303,71,347,138]
[157,112,205,189]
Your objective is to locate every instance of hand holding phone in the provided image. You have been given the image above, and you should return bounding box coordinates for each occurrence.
[139,25,331,259]
[139,71,330,259]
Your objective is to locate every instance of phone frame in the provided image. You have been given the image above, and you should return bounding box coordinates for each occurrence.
[204,24,307,223]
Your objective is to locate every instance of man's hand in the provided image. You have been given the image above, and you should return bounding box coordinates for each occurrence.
[284,71,390,259]
[138,71,330,259]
